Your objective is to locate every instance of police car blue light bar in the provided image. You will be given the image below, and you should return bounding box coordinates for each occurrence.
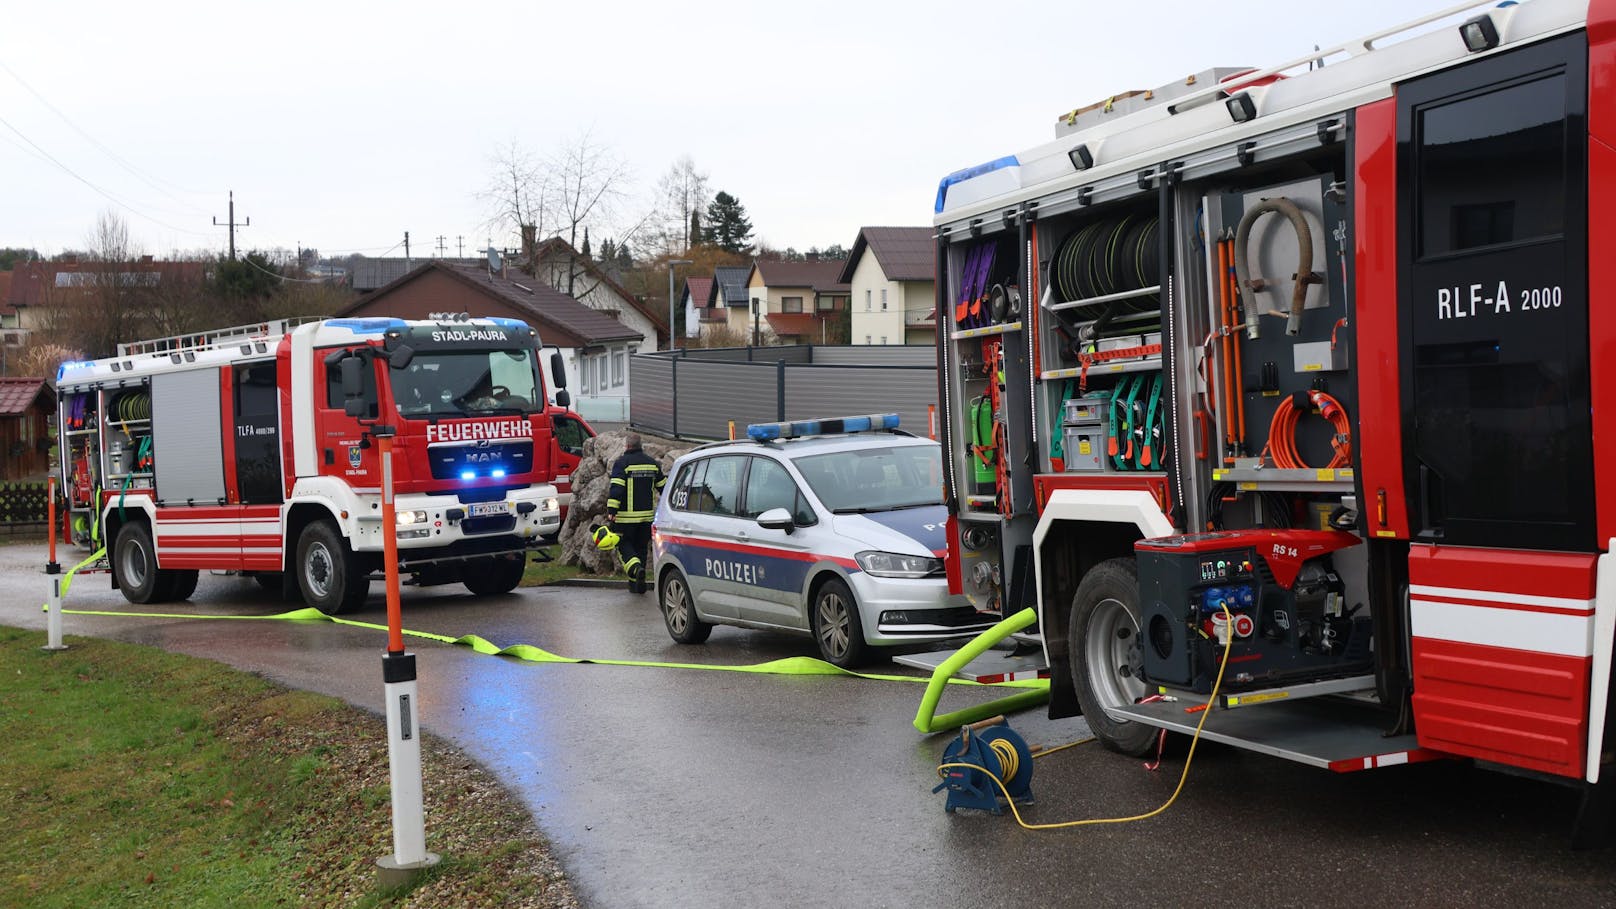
[747,413,899,442]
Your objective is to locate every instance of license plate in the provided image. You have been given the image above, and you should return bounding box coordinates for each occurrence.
[469,502,507,518]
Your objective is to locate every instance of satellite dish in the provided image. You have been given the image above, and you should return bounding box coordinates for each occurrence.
[487,247,502,271]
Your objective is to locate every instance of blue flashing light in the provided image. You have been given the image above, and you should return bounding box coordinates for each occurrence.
[487,318,530,332]
[746,413,900,442]
[935,155,1019,213]
[326,318,407,335]
[56,360,96,381]
[460,470,477,481]
[491,468,507,478]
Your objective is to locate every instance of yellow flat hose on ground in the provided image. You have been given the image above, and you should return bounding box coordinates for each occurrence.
[40,604,1050,692]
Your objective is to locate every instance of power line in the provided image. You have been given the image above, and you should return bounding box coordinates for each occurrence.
[0,58,214,210]
[0,112,212,237]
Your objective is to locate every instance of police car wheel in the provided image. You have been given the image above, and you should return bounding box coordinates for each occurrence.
[812,577,869,669]
[660,569,711,644]
[1069,557,1158,757]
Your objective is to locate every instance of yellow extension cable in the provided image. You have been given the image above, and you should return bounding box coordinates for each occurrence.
[937,605,1235,831]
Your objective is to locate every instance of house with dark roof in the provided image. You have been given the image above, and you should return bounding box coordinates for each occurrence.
[5,257,208,344]
[741,259,850,345]
[680,276,714,342]
[333,261,644,422]
[526,237,665,352]
[0,377,54,479]
[838,227,937,345]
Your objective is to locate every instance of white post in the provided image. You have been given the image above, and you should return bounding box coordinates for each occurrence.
[373,430,439,888]
[42,575,67,652]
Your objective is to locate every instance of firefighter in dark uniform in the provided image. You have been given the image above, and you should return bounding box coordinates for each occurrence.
[607,432,665,594]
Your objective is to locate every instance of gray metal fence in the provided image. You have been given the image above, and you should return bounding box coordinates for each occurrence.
[631,345,939,441]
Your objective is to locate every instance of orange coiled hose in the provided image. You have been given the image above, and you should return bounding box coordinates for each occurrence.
[1267,389,1351,469]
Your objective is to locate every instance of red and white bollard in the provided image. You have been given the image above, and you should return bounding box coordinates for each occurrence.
[43,477,67,652]
[373,430,439,887]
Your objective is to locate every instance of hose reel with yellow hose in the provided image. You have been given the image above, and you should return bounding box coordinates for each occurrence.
[932,716,1034,814]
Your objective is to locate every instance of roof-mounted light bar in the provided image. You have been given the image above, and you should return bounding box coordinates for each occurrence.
[747,413,900,442]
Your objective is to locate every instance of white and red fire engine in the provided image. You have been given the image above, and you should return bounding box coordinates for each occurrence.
[931,0,1615,839]
[56,316,568,613]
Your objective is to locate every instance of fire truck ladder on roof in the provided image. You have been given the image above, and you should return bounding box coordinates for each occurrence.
[115,317,320,357]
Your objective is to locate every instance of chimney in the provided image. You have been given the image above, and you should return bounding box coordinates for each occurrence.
[140,255,154,264]
[806,251,819,261]
[520,224,538,264]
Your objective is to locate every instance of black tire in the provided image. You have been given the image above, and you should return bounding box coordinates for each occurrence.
[463,555,525,596]
[659,568,711,644]
[114,521,167,604]
[295,521,369,615]
[1069,556,1158,756]
[169,570,200,601]
[812,576,869,669]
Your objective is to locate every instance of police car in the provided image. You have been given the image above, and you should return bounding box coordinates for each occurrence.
[651,414,998,668]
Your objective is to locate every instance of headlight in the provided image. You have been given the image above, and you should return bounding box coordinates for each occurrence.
[856,551,944,579]
[396,510,428,526]
[542,497,559,514]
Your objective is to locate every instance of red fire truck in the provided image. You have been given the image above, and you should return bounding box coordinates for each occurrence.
[931,0,1615,838]
[56,316,568,613]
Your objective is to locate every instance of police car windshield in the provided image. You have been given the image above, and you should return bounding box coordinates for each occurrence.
[391,350,542,417]
[792,444,943,514]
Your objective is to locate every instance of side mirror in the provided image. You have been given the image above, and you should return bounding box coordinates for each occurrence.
[550,351,568,389]
[339,357,363,397]
[756,507,795,535]
[554,388,571,409]
[388,344,414,369]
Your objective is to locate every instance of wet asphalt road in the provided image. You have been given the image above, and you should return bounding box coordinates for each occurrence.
[3,543,1615,908]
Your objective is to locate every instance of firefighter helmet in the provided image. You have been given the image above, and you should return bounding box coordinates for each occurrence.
[592,524,620,551]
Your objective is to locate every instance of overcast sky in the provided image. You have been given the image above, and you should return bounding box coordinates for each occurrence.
[2,0,1468,261]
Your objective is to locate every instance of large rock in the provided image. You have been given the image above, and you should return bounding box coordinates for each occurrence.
[557,431,692,573]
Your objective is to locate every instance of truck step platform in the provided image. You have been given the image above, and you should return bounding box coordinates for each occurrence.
[891,645,1050,683]
[1156,674,1378,711]
[1109,696,1446,772]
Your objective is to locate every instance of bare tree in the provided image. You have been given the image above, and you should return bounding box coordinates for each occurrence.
[650,155,710,257]
[479,138,547,240]
[67,211,145,357]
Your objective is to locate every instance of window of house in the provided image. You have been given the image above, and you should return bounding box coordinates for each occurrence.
[816,295,834,312]
[783,296,803,314]
[880,336,887,345]
[612,350,625,387]
[865,335,872,345]
[880,288,888,311]
[597,355,609,393]
[865,290,872,311]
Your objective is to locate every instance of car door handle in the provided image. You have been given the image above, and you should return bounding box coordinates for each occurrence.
[736,530,750,542]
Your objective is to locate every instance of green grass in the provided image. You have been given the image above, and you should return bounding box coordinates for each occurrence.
[520,546,626,587]
[0,626,572,908]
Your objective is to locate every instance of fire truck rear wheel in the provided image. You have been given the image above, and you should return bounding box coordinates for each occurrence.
[169,570,199,601]
[114,521,173,604]
[1069,556,1158,756]
[462,555,525,596]
[296,521,369,615]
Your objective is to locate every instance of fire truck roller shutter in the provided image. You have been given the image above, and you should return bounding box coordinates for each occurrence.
[152,368,227,505]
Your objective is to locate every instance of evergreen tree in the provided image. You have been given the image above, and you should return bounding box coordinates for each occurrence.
[581,227,592,260]
[600,238,616,263]
[689,210,703,248]
[704,191,754,254]
[616,241,633,268]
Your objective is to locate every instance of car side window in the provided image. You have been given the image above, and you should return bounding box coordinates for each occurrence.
[741,457,813,524]
[693,455,747,517]
[668,459,704,512]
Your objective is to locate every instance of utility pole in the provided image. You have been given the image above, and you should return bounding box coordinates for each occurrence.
[435,235,446,258]
[404,232,411,270]
[213,190,250,260]
[457,236,464,258]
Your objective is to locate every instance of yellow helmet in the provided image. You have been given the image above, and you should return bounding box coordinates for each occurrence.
[592,524,620,551]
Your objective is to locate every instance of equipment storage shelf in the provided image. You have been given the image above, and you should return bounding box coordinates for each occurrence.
[950,321,1022,341]
[1041,355,1163,380]
[1210,466,1355,493]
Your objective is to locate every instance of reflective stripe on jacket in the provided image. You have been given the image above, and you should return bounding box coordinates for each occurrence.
[607,449,665,523]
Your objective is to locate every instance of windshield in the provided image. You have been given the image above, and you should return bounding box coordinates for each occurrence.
[390,349,544,417]
[791,444,944,513]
